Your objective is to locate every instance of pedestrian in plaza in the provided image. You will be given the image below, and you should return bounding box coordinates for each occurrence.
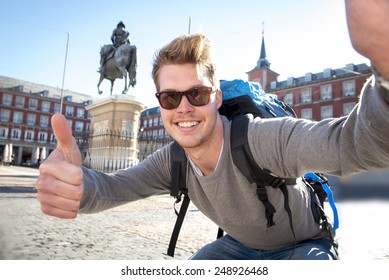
[35,0,389,260]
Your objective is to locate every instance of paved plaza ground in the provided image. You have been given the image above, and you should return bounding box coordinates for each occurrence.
[1,165,389,260]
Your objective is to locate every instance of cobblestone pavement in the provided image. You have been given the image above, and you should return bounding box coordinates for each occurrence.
[1,166,389,260]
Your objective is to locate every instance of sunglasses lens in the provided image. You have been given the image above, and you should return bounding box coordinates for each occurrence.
[187,88,212,106]
[159,92,181,109]
[156,87,215,109]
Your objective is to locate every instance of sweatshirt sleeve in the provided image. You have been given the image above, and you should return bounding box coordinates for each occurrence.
[248,75,389,179]
[79,144,172,214]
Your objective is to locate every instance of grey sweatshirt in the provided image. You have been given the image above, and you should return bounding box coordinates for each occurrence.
[80,76,389,250]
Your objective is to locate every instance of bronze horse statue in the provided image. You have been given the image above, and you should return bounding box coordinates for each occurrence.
[97,44,137,95]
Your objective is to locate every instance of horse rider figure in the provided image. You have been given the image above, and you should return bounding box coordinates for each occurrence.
[111,21,130,48]
[99,21,131,71]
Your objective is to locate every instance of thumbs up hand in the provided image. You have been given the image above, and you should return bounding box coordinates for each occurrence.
[35,114,84,219]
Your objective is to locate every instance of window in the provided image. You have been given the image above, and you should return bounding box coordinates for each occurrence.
[158,129,164,139]
[343,80,356,96]
[86,123,90,132]
[1,109,10,122]
[15,96,25,107]
[287,77,296,87]
[38,132,48,142]
[321,105,333,119]
[2,94,12,105]
[40,115,49,127]
[343,102,356,115]
[27,113,36,125]
[66,119,73,129]
[25,130,34,141]
[301,108,313,120]
[50,133,56,143]
[13,111,23,124]
[153,117,159,127]
[42,101,51,112]
[283,93,294,106]
[54,103,61,113]
[77,108,85,118]
[148,119,153,128]
[65,106,74,116]
[143,119,147,128]
[0,127,8,139]
[75,121,84,132]
[152,130,157,140]
[11,128,21,140]
[320,84,332,100]
[29,99,38,109]
[159,117,163,126]
[87,112,92,119]
[301,89,312,103]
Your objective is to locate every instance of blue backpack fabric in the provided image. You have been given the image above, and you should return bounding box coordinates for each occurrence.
[220,79,296,118]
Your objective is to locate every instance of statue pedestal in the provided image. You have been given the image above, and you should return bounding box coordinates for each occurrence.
[86,94,144,172]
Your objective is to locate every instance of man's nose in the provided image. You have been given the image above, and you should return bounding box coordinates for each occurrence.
[176,96,195,113]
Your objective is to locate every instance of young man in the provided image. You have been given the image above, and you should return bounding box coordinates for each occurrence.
[36,0,389,260]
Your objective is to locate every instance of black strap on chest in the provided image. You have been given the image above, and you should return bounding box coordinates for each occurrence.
[231,115,296,240]
[167,142,188,257]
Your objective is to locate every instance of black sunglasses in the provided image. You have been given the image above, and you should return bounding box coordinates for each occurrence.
[155,86,217,110]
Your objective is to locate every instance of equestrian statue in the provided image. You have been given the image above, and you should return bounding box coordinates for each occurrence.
[98,21,137,95]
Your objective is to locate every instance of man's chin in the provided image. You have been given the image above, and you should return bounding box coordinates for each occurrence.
[173,139,200,150]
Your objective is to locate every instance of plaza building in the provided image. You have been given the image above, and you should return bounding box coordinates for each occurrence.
[0,75,94,166]
[247,33,372,120]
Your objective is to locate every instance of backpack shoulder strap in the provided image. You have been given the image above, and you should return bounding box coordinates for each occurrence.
[170,141,187,199]
[230,114,286,186]
[167,194,190,257]
[167,141,189,257]
[230,115,296,234]
[231,114,279,227]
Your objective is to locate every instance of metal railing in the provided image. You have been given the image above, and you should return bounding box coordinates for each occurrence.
[86,129,138,173]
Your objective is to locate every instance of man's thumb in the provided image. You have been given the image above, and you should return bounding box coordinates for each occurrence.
[51,113,82,166]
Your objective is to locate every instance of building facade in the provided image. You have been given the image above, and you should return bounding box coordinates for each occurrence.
[0,84,93,166]
[138,106,171,161]
[247,34,372,121]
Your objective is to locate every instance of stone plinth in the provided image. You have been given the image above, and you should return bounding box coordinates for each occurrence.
[86,94,144,172]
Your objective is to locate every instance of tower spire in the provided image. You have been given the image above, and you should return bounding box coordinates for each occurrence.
[257,22,270,68]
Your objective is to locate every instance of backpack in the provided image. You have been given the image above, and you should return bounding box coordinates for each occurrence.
[167,79,338,257]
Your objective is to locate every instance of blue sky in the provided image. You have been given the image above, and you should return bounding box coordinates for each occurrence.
[0,0,368,107]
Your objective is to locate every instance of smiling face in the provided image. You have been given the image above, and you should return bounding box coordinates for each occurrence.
[159,63,223,150]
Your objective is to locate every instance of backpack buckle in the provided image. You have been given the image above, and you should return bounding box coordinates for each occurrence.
[271,178,285,188]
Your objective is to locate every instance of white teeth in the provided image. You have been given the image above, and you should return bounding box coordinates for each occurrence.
[178,121,198,128]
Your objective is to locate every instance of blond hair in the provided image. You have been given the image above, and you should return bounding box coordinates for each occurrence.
[152,33,217,91]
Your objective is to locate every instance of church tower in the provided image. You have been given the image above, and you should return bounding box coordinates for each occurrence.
[247,26,279,91]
